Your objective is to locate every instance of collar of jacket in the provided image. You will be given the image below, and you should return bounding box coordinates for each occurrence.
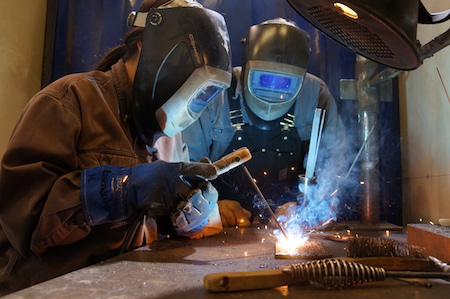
[111,59,133,124]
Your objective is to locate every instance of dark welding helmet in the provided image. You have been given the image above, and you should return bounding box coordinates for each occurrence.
[242,18,310,122]
[129,0,231,142]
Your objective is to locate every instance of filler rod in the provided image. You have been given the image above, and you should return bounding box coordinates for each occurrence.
[242,165,289,240]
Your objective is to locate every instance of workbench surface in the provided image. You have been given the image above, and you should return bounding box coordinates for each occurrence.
[4,227,450,298]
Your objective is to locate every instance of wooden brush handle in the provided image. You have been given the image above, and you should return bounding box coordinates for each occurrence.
[203,268,298,292]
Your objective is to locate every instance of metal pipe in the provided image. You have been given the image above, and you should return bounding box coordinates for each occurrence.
[355,55,380,225]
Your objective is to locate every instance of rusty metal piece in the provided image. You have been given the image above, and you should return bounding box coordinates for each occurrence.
[275,240,332,260]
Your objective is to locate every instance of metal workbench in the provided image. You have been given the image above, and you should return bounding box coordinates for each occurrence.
[4,227,450,298]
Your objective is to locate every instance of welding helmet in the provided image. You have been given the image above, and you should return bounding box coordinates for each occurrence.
[129,0,231,143]
[242,19,310,121]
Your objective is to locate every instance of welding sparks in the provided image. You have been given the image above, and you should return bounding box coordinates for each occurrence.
[274,229,309,256]
[274,229,332,259]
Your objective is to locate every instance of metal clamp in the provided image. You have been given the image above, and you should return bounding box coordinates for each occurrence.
[280,113,295,131]
[229,108,245,131]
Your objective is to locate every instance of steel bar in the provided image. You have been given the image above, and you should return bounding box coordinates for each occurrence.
[242,165,289,240]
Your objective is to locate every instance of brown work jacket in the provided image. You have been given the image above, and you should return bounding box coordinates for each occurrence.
[0,59,157,294]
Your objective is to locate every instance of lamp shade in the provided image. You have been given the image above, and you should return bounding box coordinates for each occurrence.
[287,0,421,70]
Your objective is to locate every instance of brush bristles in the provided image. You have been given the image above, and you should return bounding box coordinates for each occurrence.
[346,236,425,259]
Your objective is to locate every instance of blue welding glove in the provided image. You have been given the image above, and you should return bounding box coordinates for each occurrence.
[171,178,219,237]
[81,160,219,226]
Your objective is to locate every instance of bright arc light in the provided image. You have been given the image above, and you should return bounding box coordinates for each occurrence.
[275,231,309,256]
[334,2,358,19]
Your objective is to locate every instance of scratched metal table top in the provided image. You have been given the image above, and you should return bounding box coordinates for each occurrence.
[4,227,450,299]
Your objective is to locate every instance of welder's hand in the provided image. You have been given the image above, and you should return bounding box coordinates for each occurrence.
[171,179,219,237]
[218,200,252,227]
[271,201,297,228]
[183,202,223,239]
[198,156,212,164]
[81,160,219,225]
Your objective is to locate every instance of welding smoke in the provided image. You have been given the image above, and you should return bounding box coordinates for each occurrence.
[278,117,362,233]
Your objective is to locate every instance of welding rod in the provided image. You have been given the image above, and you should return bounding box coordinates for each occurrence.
[241,165,289,240]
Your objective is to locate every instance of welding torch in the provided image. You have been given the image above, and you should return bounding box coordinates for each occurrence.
[179,147,252,181]
[211,147,252,176]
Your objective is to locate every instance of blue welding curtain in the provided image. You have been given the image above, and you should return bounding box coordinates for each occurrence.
[50,0,356,100]
[48,0,401,225]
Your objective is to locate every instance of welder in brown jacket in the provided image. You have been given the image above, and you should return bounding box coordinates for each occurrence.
[0,0,231,294]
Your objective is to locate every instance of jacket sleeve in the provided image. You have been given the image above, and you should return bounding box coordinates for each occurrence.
[0,92,90,258]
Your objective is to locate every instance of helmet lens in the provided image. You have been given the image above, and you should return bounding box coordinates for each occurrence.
[260,73,292,90]
[189,85,223,113]
[249,70,302,102]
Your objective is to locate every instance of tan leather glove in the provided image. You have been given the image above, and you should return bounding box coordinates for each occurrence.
[218,200,252,227]
[188,202,223,239]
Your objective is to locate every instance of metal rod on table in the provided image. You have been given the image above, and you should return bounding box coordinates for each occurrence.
[242,165,290,241]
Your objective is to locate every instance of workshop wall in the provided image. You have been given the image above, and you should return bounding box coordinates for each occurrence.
[400,1,450,225]
[0,0,47,158]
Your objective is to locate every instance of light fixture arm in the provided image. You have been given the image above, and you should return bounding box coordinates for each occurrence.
[418,27,450,60]
[368,27,450,88]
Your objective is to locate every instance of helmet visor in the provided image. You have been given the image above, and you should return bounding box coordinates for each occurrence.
[249,69,303,103]
[190,85,223,113]
[156,65,230,137]
[246,60,305,104]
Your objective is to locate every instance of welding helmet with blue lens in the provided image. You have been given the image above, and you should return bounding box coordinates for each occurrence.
[129,0,231,143]
[243,19,310,122]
